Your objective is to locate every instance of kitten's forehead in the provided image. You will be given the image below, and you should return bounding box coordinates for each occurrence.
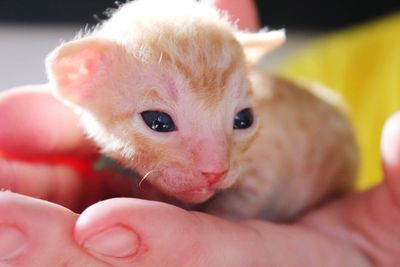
[154,28,248,106]
[95,0,248,106]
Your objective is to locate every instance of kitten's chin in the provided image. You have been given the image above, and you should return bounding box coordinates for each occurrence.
[174,187,216,204]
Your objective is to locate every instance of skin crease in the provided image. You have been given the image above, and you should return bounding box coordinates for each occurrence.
[0,0,398,266]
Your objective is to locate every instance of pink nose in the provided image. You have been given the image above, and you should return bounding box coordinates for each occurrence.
[202,170,228,186]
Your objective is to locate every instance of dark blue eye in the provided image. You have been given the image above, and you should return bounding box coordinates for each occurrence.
[233,108,254,130]
[141,111,176,132]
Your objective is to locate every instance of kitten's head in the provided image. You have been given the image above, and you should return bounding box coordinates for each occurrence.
[46,0,285,203]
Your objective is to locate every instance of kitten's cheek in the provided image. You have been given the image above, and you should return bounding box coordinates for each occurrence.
[215,168,240,190]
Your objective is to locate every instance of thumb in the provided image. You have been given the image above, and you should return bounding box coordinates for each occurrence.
[74,198,259,267]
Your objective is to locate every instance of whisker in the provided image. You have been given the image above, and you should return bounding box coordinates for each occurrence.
[158,52,164,64]
[138,169,161,190]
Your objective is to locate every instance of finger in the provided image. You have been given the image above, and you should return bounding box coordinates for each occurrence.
[0,156,139,211]
[0,157,83,210]
[75,198,260,267]
[0,192,110,267]
[0,84,96,159]
[381,112,400,206]
[75,198,371,267]
[208,0,260,31]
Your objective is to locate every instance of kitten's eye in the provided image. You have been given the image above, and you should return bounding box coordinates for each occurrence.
[233,108,254,130]
[141,111,176,132]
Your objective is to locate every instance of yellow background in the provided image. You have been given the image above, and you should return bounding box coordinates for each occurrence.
[279,13,400,189]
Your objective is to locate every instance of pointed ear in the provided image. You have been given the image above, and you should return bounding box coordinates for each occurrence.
[236,29,286,64]
[46,37,114,104]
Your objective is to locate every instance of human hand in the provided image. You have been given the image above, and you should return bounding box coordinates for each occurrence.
[207,0,260,31]
[1,85,399,266]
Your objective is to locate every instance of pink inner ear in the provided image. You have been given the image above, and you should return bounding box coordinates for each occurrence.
[51,43,110,103]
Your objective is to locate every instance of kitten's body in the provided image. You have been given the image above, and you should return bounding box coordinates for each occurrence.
[202,74,357,220]
[47,0,358,221]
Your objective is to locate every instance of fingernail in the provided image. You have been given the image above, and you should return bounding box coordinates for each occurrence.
[83,225,140,258]
[0,224,27,260]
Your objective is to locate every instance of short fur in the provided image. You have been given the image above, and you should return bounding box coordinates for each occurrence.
[46,0,358,221]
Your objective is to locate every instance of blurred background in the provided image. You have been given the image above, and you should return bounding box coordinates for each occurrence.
[0,0,399,89]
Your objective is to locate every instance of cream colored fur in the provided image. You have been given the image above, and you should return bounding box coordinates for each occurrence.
[46,0,358,221]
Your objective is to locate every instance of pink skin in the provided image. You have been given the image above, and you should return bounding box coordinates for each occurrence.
[1,86,399,267]
[206,0,260,31]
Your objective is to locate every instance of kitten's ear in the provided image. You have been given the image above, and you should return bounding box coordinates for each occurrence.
[236,29,285,64]
[46,37,114,104]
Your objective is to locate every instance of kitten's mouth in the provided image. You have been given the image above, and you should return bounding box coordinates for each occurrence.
[175,187,215,203]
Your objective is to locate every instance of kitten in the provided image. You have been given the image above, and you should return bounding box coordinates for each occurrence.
[46,0,358,221]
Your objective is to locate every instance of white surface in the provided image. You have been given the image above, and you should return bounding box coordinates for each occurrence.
[0,24,319,91]
[0,24,80,90]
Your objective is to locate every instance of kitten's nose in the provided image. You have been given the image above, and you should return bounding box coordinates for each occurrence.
[202,170,228,186]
